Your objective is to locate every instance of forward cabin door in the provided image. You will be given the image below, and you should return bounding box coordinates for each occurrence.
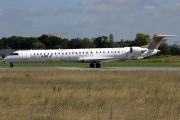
[21,51,27,60]
[90,51,93,57]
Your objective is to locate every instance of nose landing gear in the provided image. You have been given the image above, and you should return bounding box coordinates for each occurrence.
[10,63,14,68]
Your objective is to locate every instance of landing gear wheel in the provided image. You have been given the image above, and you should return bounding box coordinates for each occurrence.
[96,63,101,68]
[10,63,14,68]
[90,63,95,68]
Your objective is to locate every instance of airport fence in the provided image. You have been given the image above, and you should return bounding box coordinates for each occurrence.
[0,104,180,120]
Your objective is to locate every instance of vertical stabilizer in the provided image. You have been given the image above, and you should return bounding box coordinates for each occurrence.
[141,34,176,49]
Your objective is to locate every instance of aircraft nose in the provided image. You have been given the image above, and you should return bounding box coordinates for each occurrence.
[2,58,6,63]
[2,57,10,63]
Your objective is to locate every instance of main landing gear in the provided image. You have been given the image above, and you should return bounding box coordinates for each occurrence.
[90,63,101,68]
[10,63,14,68]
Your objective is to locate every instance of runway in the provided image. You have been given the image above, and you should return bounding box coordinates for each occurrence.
[0,67,180,71]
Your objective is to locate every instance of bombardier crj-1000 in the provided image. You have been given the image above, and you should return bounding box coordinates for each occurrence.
[2,34,176,68]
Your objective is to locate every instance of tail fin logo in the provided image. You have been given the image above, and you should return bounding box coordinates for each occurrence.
[148,35,164,49]
[141,34,177,49]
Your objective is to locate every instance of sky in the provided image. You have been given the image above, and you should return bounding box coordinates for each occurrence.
[0,0,180,45]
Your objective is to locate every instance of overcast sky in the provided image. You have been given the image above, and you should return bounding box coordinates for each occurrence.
[0,0,179,44]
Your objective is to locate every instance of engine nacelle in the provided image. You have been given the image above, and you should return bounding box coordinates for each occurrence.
[130,47,146,54]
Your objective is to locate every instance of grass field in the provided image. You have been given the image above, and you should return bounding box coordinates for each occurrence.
[1,70,180,106]
[0,70,180,119]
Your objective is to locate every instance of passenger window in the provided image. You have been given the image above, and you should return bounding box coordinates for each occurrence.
[10,53,19,55]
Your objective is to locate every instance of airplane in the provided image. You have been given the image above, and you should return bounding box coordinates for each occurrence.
[2,34,176,68]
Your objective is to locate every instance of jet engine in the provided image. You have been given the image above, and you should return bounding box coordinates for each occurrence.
[130,47,146,54]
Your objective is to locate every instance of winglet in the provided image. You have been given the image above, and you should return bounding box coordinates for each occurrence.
[141,34,177,49]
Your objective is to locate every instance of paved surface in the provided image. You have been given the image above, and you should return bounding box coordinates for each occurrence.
[0,67,180,71]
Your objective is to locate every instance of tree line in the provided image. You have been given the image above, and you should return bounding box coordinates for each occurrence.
[0,33,179,55]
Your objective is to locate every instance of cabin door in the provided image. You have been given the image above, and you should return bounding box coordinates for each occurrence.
[21,51,27,60]
[85,51,89,57]
[90,51,93,56]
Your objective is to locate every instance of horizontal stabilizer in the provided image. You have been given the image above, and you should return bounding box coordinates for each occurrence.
[155,35,177,37]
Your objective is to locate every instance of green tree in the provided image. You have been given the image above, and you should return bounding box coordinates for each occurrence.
[60,38,69,49]
[38,35,61,49]
[120,39,124,45]
[5,36,25,49]
[158,43,170,55]
[38,35,49,48]
[170,46,180,55]
[94,36,108,48]
[54,45,61,49]
[0,41,2,49]
[81,38,94,48]
[20,37,38,49]
[133,33,150,46]
[115,38,134,47]
[93,36,114,48]
[33,42,45,49]
[109,33,114,47]
[68,38,83,49]
[93,36,104,48]
[0,37,7,49]
[121,40,133,47]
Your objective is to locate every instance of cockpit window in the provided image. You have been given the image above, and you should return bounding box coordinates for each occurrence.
[10,53,19,56]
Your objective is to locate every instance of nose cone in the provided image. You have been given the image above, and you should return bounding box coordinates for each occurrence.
[2,57,10,64]
[2,57,6,63]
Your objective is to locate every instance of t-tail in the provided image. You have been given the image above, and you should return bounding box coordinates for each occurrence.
[141,34,177,49]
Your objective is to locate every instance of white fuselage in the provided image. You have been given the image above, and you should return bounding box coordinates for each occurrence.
[2,47,159,64]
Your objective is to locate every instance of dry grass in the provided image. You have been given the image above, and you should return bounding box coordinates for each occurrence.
[0,70,180,119]
[0,70,180,106]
